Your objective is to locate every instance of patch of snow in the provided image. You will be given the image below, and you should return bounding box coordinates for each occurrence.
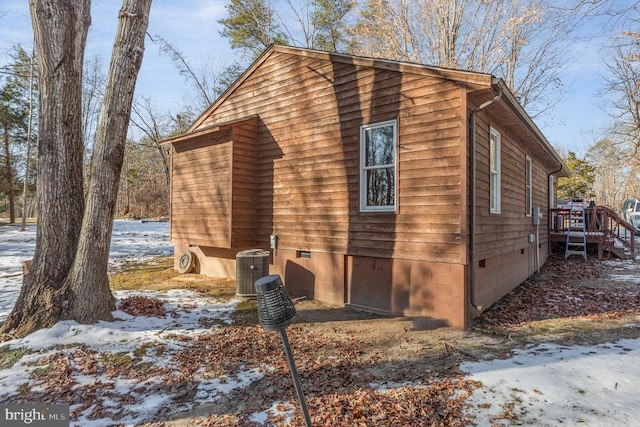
[0,220,173,322]
[194,366,265,404]
[607,274,640,284]
[249,400,296,425]
[462,340,640,426]
[2,291,241,355]
[3,220,640,426]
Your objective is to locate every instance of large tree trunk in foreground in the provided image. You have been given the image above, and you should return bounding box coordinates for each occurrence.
[0,0,151,338]
[62,0,152,322]
[0,0,89,338]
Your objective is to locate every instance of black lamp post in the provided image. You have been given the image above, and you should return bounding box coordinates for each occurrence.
[254,274,312,427]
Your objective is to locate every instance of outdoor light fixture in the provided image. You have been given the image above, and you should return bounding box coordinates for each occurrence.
[254,274,312,427]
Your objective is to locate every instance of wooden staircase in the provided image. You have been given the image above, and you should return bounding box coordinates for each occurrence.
[551,205,635,260]
[586,205,635,259]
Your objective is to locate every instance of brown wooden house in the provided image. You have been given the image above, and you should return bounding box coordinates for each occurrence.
[162,45,569,329]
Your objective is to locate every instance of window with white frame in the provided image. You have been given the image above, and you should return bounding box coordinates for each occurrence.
[489,127,501,213]
[525,156,532,216]
[360,120,397,212]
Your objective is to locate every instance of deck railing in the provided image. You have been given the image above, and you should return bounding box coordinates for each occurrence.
[550,205,635,257]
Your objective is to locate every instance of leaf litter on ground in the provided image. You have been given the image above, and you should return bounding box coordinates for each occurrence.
[1,222,640,426]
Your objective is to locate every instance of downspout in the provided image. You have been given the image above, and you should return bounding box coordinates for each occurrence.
[469,87,502,312]
[547,165,564,206]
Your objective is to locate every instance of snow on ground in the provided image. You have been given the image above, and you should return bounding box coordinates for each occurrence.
[0,292,252,427]
[0,220,173,321]
[1,220,640,425]
[462,338,640,426]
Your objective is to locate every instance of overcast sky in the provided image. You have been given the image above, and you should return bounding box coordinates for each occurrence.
[0,0,624,154]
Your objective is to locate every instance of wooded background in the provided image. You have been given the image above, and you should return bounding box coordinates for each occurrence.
[1,0,639,222]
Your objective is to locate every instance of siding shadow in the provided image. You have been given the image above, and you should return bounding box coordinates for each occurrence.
[285,259,316,299]
[257,116,282,249]
[329,54,408,314]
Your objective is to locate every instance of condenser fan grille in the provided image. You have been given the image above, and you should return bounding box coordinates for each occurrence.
[235,249,270,297]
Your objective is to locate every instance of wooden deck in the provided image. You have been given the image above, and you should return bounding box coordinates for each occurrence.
[549,206,636,259]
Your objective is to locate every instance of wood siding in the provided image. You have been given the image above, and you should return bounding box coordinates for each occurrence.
[170,118,259,248]
[472,106,551,260]
[195,50,466,264]
[166,46,566,328]
[230,119,258,247]
[171,129,233,247]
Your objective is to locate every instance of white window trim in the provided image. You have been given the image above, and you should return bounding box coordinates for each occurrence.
[525,156,532,217]
[490,127,501,214]
[360,119,398,212]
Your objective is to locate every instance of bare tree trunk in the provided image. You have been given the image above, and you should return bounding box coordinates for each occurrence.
[0,0,89,337]
[20,44,36,232]
[609,47,640,155]
[130,97,171,186]
[62,0,152,323]
[2,127,15,224]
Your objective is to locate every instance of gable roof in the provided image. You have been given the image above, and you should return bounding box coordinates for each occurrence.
[189,44,494,131]
[183,44,568,176]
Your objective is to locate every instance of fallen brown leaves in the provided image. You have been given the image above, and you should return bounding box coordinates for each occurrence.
[6,257,639,426]
[162,323,475,426]
[304,380,476,427]
[2,344,175,422]
[477,257,640,328]
[1,315,477,426]
[119,295,167,317]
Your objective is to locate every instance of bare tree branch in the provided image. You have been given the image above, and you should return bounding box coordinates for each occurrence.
[154,36,214,108]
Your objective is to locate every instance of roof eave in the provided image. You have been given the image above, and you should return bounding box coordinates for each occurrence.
[160,114,259,145]
[492,78,570,176]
